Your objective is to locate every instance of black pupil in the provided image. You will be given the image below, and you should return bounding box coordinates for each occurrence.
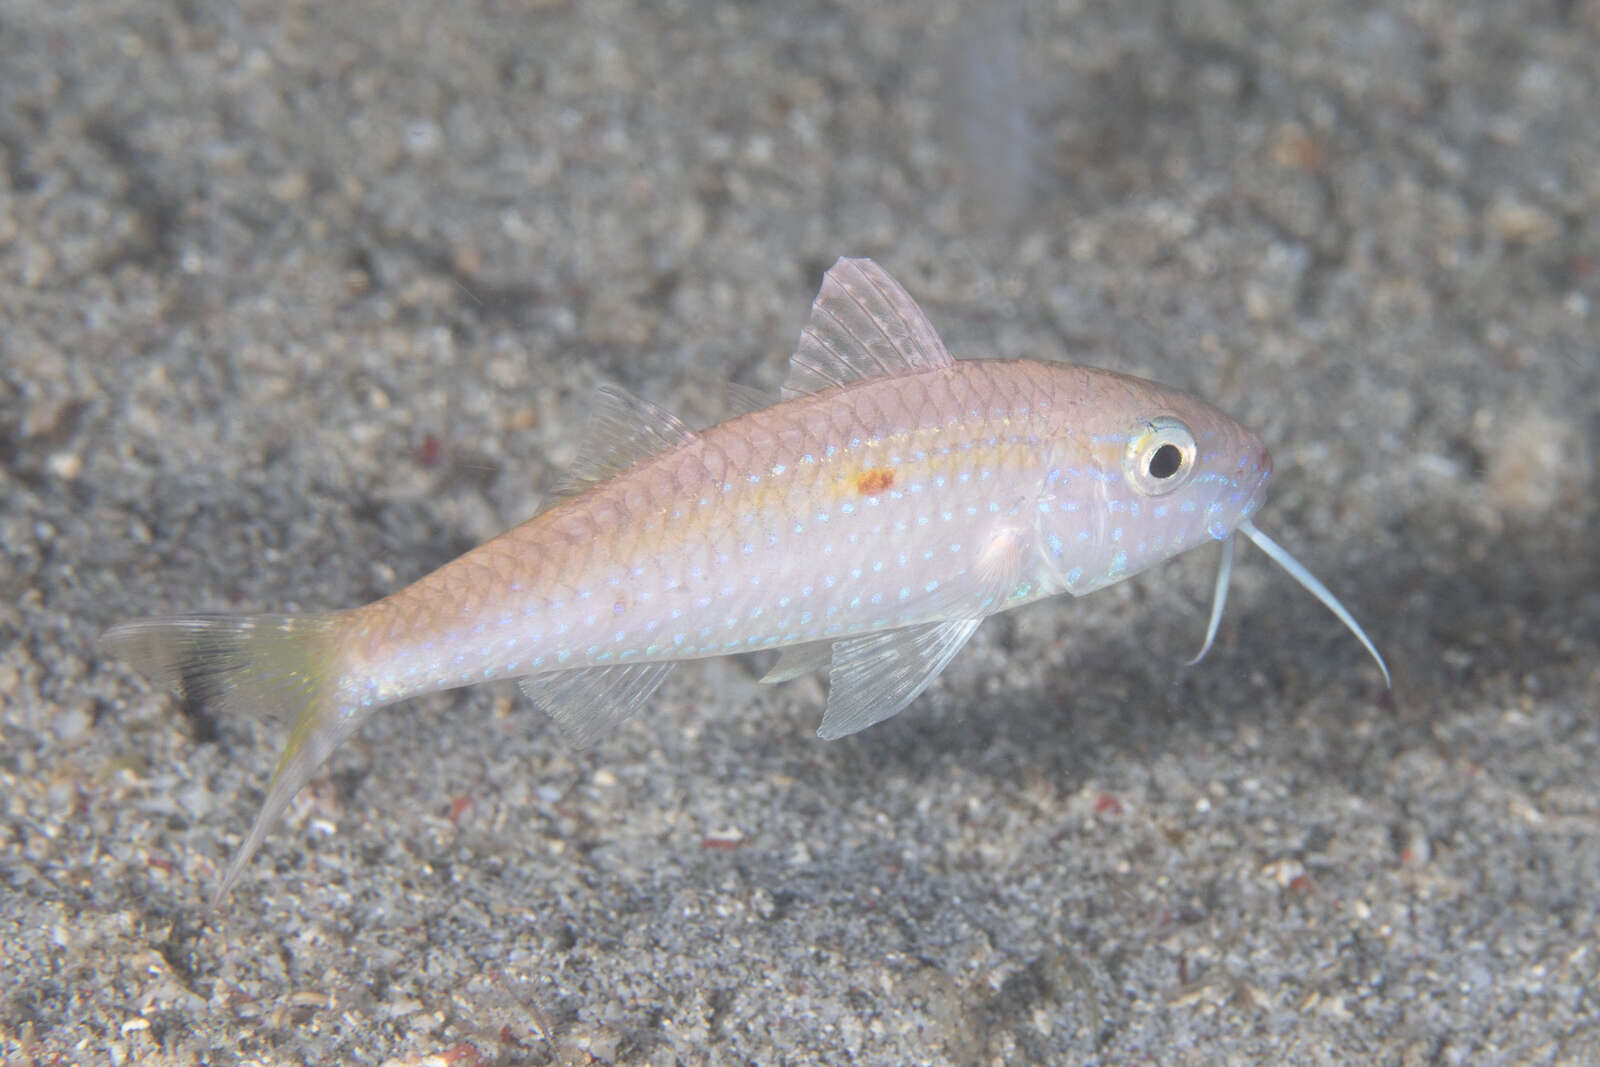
[1149,443,1183,479]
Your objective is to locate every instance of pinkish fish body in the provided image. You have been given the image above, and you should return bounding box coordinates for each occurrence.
[104,258,1388,899]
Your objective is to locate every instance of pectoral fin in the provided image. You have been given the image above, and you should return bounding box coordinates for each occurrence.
[759,640,834,684]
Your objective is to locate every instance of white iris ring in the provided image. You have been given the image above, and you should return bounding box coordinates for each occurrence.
[1125,416,1198,496]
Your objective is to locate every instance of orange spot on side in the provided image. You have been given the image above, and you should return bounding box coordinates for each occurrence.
[855,467,895,495]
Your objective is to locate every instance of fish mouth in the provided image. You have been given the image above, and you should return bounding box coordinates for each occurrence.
[1242,442,1274,518]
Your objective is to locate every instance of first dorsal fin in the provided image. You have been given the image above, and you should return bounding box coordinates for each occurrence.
[561,383,697,492]
[783,258,956,399]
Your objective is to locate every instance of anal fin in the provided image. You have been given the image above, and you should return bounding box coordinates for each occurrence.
[519,661,676,748]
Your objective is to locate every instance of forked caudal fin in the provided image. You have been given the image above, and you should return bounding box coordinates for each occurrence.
[100,614,355,904]
[1186,519,1391,687]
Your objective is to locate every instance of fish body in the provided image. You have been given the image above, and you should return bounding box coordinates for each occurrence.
[103,258,1382,899]
[351,358,1270,711]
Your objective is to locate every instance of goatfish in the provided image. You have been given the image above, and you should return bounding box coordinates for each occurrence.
[104,257,1389,901]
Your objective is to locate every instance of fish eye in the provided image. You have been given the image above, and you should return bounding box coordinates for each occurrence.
[1125,416,1198,496]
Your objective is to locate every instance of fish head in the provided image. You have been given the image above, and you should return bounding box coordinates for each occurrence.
[1033,366,1272,595]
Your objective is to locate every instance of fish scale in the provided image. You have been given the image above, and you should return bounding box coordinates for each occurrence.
[352,357,1251,704]
[102,257,1388,900]
[358,363,1047,687]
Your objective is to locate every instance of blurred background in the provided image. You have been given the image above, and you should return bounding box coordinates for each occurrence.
[3,0,1597,1062]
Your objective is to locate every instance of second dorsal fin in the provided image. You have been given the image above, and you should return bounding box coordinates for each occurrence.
[782,258,956,399]
[561,383,697,492]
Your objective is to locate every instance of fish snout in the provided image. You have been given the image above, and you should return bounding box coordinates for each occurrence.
[1239,439,1274,521]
